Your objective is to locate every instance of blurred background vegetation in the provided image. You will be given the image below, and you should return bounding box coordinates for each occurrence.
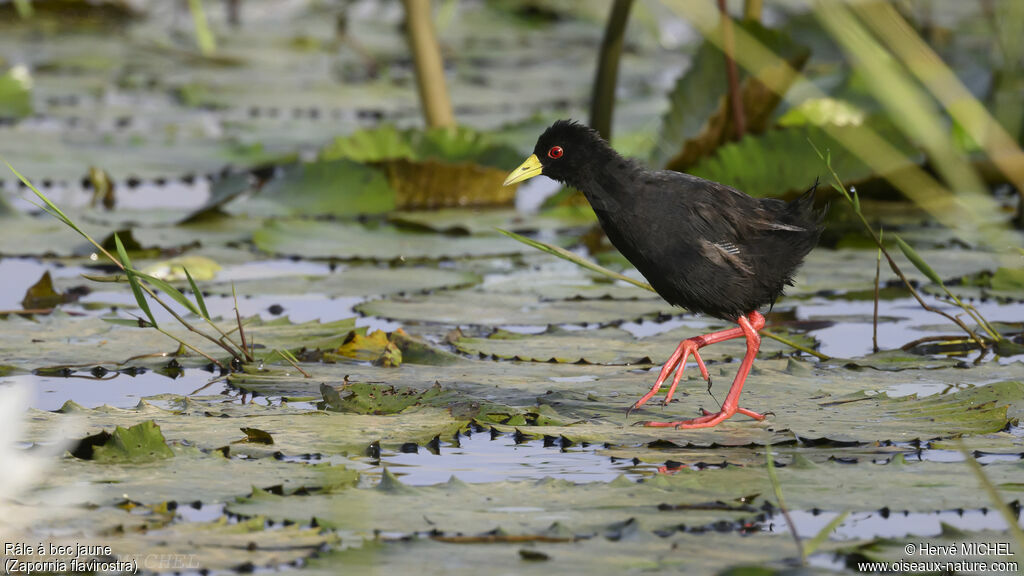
[1,0,1021,263]
[3,1,1022,216]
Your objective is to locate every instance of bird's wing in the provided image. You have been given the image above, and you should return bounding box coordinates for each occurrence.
[698,179,809,234]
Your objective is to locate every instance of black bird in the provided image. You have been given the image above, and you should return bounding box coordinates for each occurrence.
[505,120,824,428]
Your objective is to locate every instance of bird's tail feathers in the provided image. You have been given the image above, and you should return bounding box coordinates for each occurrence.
[793,177,827,225]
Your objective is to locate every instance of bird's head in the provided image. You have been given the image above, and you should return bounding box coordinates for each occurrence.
[503,120,606,187]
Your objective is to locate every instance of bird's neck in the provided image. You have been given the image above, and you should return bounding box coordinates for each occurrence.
[570,146,643,213]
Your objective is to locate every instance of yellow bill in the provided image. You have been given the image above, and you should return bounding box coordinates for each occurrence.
[503,154,543,186]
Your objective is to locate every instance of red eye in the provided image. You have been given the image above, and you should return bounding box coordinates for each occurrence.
[547,146,564,159]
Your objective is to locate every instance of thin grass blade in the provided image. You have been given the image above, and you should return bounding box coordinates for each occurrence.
[114,233,158,328]
[136,271,203,317]
[803,510,848,557]
[81,273,127,283]
[184,268,210,319]
[187,0,217,56]
[5,159,120,265]
[102,317,149,327]
[5,160,77,230]
[892,234,943,285]
[497,229,655,293]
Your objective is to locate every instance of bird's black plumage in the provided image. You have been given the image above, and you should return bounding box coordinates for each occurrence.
[530,120,824,320]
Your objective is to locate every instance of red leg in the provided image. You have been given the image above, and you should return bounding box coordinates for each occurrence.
[628,324,740,414]
[639,312,766,429]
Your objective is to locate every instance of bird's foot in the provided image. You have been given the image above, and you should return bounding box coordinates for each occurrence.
[641,405,766,429]
[626,338,709,417]
[700,407,768,421]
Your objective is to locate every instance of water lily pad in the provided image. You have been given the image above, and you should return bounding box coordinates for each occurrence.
[791,248,1007,297]
[43,516,338,574]
[388,207,595,236]
[25,398,464,458]
[0,65,32,119]
[832,528,1022,568]
[203,265,480,298]
[20,271,74,309]
[0,312,358,369]
[140,255,222,281]
[234,159,395,218]
[72,419,174,463]
[320,126,524,209]
[321,381,445,415]
[0,213,95,257]
[252,219,532,261]
[39,442,355,506]
[320,125,522,169]
[356,290,679,327]
[453,323,814,364]
[226,457,1024,538]
[302,531,836,575]
[223,354,1024,448]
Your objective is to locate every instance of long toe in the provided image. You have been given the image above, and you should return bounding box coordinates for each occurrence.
[701,407,766,421]
[642,411,721,428]
[674,413,730,429]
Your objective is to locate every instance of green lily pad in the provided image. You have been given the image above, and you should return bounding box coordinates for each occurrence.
[833,349,962,371]
[37,442,357,507]
[26,398,464,459]
[41,516,338,574]
[72,420,174,463]
[0,213,95,257]
[302,531,839,575]
[319,125,522,170]
[832,528,1022,569]
[0,312,358,369]
[227,457,1024,536]
[791,248,1008,297]
[233,159,395,218]
[388,207,595,236]
[252,219,533,261]
[202,265,480,298]
[356,290,679,327]
[223,354,1024,447]
[0,65,32,119]
[454,324,815,364]
[321,381,446,415]
[20,270,73,309]
[140,255,222,282]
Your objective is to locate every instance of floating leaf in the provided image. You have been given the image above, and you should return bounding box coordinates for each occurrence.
[252,219,531,261]
[0,313,360,370]
[0,65,32,119]
[320,125,521,169]
[20,271,71,310]
[141,255,221,282]
[320,126,523,209]
[991,267,1024,292]
[73,420,174,463]
[320,382,444,415]
[241,159,395,218]
[355,289,674,327]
